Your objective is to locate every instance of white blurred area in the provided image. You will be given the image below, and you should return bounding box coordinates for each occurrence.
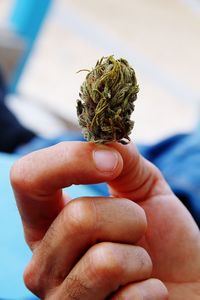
[1,0,200,142]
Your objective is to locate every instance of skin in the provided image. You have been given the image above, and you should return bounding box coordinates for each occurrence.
[10,141,200,299]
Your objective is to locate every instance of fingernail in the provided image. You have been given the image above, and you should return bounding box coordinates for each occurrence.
[93,149,119,172]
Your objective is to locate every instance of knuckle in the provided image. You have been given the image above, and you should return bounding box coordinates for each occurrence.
[24,260,53,298]
[23,262,42,297]
[88,243,123,280]
[10,155,37,194]
[10,158,27,192]
[64,198,96,235]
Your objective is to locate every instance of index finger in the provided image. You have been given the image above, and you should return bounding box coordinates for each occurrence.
[10,141,123,246]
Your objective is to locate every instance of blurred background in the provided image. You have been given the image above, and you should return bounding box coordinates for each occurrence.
[0,0,200,144]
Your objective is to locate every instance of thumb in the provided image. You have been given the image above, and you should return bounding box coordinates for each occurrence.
[108,143,171,201]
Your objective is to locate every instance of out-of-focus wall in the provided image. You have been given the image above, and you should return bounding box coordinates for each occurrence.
[1,0,200,142]
[0,0,13,24]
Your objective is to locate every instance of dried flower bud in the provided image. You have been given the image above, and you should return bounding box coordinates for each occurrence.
[76,56,139,144]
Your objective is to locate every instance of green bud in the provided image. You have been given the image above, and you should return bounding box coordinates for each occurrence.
[76,55,139,144]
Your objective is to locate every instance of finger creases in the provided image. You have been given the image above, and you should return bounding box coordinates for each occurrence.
[108,142,171,201]
[25,197,147,292]
[53,243,153,300]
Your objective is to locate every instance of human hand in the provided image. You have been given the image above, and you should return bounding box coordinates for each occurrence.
[10,142,200,299]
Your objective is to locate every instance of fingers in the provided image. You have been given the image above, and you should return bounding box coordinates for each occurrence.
[44,243,152,300]
[10,141,123,246]
[110,278,168,300]
[10,140,171,248]
[24,197,147,290]
[108,142,171,201]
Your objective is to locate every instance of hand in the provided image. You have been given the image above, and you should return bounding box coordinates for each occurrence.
[10,142,200,299]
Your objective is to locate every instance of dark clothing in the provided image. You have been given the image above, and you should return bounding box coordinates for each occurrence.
[0,70,35,153]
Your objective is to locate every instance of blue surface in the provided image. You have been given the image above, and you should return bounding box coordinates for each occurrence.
[138,128,200,228]
[0,152,101,299]
[10,0,52,40]
[9,0,52,91]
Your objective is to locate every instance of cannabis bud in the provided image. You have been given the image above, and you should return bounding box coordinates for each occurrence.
[76,56,139,144]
